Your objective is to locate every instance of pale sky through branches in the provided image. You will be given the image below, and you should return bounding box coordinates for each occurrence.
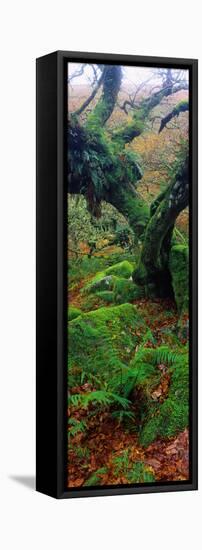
[68,62,189,91]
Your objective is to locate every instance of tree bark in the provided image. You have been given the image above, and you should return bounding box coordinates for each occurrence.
[68,158,149,239]
[133,155,189,296]
[85,65,122,128]
[107,181,149,238]
[159,100,189,133]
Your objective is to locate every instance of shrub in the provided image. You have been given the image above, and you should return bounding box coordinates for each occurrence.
[114,225,134,248]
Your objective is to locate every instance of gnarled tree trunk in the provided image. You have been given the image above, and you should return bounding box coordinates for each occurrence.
[133,155,189,297]
[68,120,150,237]
[68,65,189,256]
[107,180,149,238]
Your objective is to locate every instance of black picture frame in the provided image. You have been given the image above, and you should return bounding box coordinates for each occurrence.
[36,51,198,499]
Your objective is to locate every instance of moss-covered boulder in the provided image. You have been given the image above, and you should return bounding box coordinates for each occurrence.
[68,306,82,321]
[94,290,115,304]
[85,275,115,293]
[68,303,147,388]
[169,244,189,313]
[105,260,134,278]
[91,280,143,307]
[84,260,134,293]
[81,291,114,312]
[113,277,144,304]
[83,260,144,307]
[83,272,144,308]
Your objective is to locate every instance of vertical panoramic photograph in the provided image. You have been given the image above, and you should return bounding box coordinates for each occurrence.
[67,61,189,489]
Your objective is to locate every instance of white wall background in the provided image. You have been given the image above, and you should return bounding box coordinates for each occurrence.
[0,1,201,548]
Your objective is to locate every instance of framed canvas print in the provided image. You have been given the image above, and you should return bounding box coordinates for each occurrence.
[36,51,198,498]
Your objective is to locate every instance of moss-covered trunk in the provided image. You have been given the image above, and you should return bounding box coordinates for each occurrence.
[86,65,122,129]
[108,181,149,238]
[68,121,149,238]
[133,156,189,297]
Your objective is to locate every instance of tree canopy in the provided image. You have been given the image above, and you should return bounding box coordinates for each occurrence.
[68,63,189,297]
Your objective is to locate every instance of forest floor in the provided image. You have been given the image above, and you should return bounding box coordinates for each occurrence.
[68,242,189,488]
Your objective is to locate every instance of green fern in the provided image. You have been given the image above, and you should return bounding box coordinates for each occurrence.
[113,450,130,476]
[84,467,108,486]
[68,390,131,410]
[127,462,155,483]
[68,418,87,438]
[151,346,179,366]
[136,346,189,446]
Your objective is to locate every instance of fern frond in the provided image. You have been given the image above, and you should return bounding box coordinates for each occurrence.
[68,418,87,438]
[68,390,131,410]
[84,467,108,486]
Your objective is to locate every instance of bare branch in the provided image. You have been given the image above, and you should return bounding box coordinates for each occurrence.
[68,64,87,83]
[118,99,140,114]
[159,100,189,133]
[73,68,105,117]
[112,69,188,145]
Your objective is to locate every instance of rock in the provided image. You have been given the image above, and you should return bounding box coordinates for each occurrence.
[84,260,135,294]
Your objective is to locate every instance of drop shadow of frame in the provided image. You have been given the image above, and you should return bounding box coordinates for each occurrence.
[9,475,35,491]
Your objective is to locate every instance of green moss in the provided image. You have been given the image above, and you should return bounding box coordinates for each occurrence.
[83,260,144,306]
[150,187,167,217]
[86,275,116,294]
[112,112,145,145]
[132,261,148,287]
[169,244,189,313]
[105,260,134,278]
[112,120,142,144]
[84,260,134,292]
[68,304,147,388]
[69,254,109,286]
[85,66,122,129]
[68,306,82,321]
[113,277,144,304]
[174,100,189,116]
[82,290,115,310]
[110,184,150,238]
[81,293,107,312]
[96,290,115,303]
[83,280,144,309]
